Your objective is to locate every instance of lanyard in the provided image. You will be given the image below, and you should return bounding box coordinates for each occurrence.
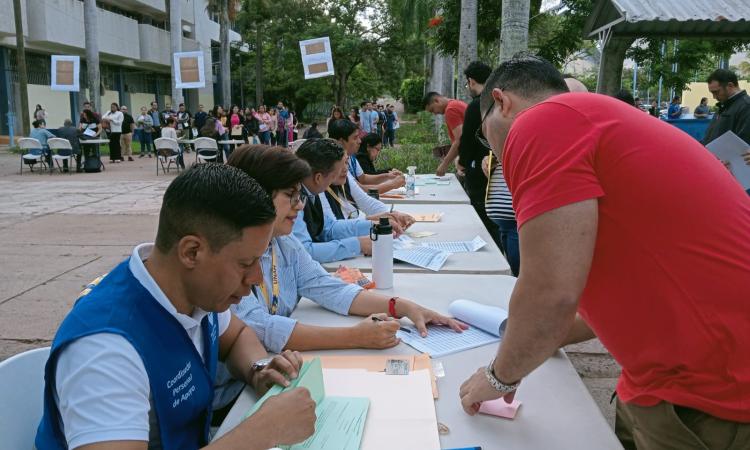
[258,246,280,315]
[485,149,493,203]
[326,187,358,219]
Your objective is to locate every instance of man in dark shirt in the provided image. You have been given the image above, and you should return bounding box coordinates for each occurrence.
[194,104,208,131]
[459,61,499,244]
[703,69,750,147]
[302,122,323,139]
[56,119,82,172]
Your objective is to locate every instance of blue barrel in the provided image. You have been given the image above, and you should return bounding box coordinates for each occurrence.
[665,118,712,142]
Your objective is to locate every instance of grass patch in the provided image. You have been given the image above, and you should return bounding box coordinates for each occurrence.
[376,112,450,174]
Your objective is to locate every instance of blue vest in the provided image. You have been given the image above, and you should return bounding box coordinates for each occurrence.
[36,259,218,449]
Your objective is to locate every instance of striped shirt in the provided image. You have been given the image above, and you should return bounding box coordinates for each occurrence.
[485,160,516,221]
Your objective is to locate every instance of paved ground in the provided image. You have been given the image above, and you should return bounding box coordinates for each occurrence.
[0,148,620,427]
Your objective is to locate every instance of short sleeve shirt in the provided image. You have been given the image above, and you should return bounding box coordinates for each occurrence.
[503,92,750,422]
[444,100,467,143]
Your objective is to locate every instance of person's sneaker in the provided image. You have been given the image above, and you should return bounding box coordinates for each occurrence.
[139,154,144,158]
[148,154,152,158]
[128,157,134,161]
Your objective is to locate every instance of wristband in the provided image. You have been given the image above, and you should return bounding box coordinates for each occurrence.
[388,297,400,318]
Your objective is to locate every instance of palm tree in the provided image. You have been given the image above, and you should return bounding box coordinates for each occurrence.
[457,0,477,102]
[499,0,530,62]
[206,0,241,106]
[169,0,183,106]
[12,0,29,135]
[83,0,100,113]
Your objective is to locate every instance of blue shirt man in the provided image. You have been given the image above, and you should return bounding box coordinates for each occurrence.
[668,96,682,119]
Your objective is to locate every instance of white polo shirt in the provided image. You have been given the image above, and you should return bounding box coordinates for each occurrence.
[54,243,231,448]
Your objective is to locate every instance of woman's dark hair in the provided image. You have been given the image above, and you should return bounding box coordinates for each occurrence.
[200,117,218,138]
[155,164,276,253]
[111,102,120,110]
[227,145,311,195]
[328,119,359,141]
[211,105,223,117]
[295,139,345,175]
[349,107,359,122]
[166,117,176,126]
[82,109,96,123]
[330,106,344,120]
[35,104,42,110]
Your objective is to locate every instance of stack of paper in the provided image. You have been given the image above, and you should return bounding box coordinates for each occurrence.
[245,358,369,450]
[706,131,750,189]
[422,236,486,253]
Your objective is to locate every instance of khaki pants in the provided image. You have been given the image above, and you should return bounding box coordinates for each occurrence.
[120,133,133,157]
[616,399,750,450]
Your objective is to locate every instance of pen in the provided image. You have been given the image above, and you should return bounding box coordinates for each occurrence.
[445,447,482,450]
[389,204,394,213]
[371,316,412,333]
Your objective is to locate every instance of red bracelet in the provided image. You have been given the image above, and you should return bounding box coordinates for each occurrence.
[388,297,400,318]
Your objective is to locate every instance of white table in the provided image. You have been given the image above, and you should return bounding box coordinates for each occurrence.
[322,203,510,275]
[215,274,621,450]
[382,174,471,205]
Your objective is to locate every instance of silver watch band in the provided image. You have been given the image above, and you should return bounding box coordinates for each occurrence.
[485,359,520,394]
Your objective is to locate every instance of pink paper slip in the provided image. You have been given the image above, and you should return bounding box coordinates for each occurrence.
[478,398,522,419]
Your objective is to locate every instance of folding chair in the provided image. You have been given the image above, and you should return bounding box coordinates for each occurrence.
[48,138,74,175]
[18,138,47,174]
[193,137,219,164]
[0,347,51,449]
[154,137,182,175]
[289,139,307,152]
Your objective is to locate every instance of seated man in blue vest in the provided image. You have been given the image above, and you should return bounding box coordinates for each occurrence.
[36,164,316,450]
[292,139,375,263]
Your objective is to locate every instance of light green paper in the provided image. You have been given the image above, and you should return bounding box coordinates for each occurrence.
[245,358,325,419]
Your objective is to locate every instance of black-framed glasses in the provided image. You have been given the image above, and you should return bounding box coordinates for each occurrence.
[475,101,495,150]
[288,189,307,207]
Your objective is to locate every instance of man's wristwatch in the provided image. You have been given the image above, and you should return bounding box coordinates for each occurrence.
[485,359,520,394]
[251,357,273,374]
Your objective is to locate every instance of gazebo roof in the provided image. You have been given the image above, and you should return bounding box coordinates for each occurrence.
[584,0,750,39]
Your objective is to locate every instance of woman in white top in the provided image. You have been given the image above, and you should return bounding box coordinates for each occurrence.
[102,102,124,162]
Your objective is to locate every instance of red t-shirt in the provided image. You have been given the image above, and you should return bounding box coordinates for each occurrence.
[504,93,750,422]
[444,100,467,143]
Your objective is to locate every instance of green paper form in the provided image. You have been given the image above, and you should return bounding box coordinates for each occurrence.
[244,358,369,450]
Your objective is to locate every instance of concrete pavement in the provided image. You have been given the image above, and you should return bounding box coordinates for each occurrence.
[0,149,620,427]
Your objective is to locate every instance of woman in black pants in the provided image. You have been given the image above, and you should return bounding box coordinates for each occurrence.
[102,103,124,162]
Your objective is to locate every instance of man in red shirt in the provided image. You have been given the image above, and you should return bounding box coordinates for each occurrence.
[459,55,750,448]
[423,92,467,176]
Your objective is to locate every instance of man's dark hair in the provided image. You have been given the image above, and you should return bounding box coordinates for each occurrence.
[614,90,635,106]
[310,122,318,129]
[480,54,568,113]
[295,138,345,175]
[360,101,368,108]
[166,117,176,126]
[83,101,91,106]
[228,145,311,195]
[328,119,359,141]
[32,120,42,128]
[361,132,382,149]
[422,92,441,109]
[700,97,708,103]
[672,96,681,102]
[707,69,739,87]
[155,164,275,253]
[464,61,492,85]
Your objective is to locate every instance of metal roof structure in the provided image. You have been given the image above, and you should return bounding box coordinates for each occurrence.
[584,0,750,40]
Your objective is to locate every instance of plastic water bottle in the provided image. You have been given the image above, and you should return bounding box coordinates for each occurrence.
[406,166,417,198]
[371,217,393,289]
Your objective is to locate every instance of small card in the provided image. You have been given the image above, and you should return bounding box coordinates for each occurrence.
[410,213,443,223]
[478,398,522,419]
[385,359,409,375]
[409,231,436,238]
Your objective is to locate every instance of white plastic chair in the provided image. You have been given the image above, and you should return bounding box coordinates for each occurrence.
[0,346,51,449]
[18,137,47,174]
[154,137,182,175]
[289,139,307,152]
[193,137,219,164]
[48,138,74,175]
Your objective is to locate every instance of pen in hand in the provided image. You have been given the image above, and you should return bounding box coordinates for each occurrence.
[371,315,412,333]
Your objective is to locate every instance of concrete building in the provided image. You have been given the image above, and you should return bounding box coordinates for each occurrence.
[0,0,242,136]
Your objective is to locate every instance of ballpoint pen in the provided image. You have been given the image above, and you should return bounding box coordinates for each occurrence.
[371,316,411,333]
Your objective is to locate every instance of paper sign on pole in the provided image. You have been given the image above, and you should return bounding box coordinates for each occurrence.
[173,51,206,89]
[299,37,335,80]
[51,55,80,92]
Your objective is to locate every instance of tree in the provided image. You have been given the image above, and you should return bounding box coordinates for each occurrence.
[12,0,29,135]
[206,0,241,106]
[169,0,183,106]
[499,0,530,62]
[83,0,100,113]
[457,0,477,101]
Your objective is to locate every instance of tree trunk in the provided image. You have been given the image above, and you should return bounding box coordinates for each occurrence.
[12,0,29,135]
[335,73,347,107]
[255,26,263,106]
[457,0,477,102]
[169,0,183,106]
[597,37,635,95]
[219,3,231,106]
[83,0,100,113]
[441,55,454,99]
[499,0,530,63]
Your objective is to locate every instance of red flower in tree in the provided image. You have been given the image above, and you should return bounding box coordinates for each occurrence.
[428,16,444,28]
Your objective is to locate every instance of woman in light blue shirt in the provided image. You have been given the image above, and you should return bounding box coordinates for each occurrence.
[215,145,466,408]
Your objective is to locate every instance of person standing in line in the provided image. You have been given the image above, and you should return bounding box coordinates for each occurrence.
[257,105,272,144]
[194,104,208,132]
[423,92,467,177]
[694,97,711,119]
[276,102,290,147]
[348,107,360,129]
[102,102,124,163]
[136,106,154,158]
[667,96,682,119]
[327,107,345,135]
[176,103,193,153]
[34,104,48,124]
[269,108,279,145]
[161,103,176,126]
[119,105,135,162]
[149,101,162,146]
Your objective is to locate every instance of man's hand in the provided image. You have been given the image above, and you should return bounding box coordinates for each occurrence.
[251,350,303,396]
[358,236,373,256]
[367,213,405,236]
[351,313,401,348]
[389,168,403,177]
[390,211,415,230]
[459,367,515,415]
[250,387,317,446]
[436,161,450,177]
[387,174,406,190]
[399,301,468,337]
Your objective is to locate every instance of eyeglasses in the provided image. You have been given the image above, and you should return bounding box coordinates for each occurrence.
[289,190,306,207]
[475,101,495,150]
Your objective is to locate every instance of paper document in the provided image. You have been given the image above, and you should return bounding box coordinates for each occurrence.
[397,324,499,358]
[387,186,420,196]
[479,398,522,419]
[393,246,449,271]
[408,231,436,238]
[245,358,369,450]
[410,213,443,222]
[448,299,509,337]
[324,368,441,450]
[423,236,486,253]
[706,131,750,189]
[82,128,97,137]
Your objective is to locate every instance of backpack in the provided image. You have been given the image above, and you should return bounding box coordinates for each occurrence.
[83,154,101,173]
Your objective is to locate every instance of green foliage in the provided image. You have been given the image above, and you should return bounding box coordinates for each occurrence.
[400,77,426,113]
[373,112,443,173]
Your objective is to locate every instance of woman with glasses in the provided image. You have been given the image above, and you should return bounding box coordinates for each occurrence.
[214,144,465,410]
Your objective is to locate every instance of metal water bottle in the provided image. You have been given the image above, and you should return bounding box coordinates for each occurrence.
[371,217,393,289]
[406,166,417,198]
